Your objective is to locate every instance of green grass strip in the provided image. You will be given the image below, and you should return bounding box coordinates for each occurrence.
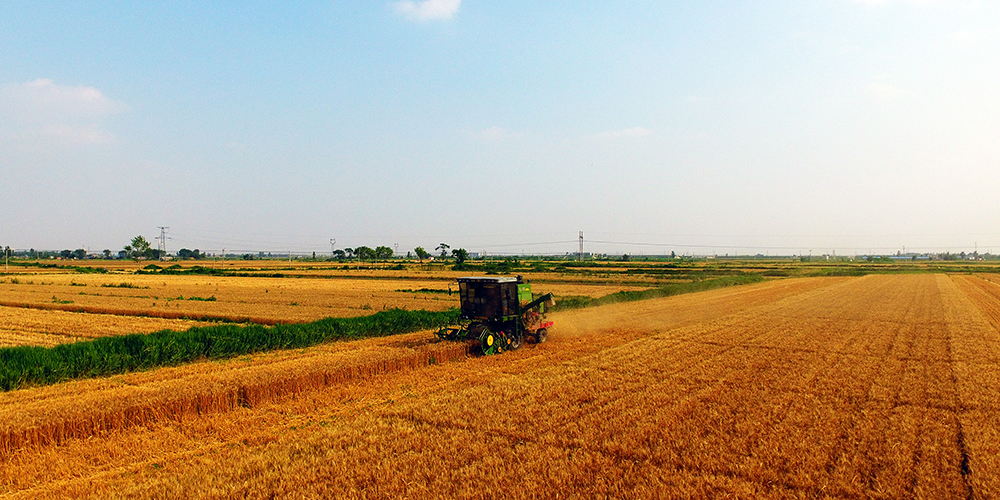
[551,274,767,311]
[0,308,459,392]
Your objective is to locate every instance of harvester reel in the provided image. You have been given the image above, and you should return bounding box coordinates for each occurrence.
[435,326,464,341]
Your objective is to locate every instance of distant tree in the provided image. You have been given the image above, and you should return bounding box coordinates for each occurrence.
[332,249,346,260]
[102,249,112,259]
[72,248,87,260]
[354,246,375,264]
[414,247,429,262]
[60,249,72,259]
[344,248,354,260]
[117,250,128,259]
[176,248,203,260]
[124,235,153,261]
[375,246,393,262]
[436,243,450,258]
[452,248,469,265]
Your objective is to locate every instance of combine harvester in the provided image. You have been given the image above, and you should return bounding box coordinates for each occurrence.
[435,276,555,355]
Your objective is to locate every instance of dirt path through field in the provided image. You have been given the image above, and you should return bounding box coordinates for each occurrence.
[5,275,1000,498]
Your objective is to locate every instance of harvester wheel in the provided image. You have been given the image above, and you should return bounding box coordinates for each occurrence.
[536,328,549,343]
[478,326,497,355]
[496,331,511,354]
[510,333,523,350]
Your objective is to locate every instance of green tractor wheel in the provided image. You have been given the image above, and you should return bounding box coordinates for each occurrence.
[478,326,497,355]
[495,330,511,354]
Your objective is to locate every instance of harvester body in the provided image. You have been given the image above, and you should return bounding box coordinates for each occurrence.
[436,276,554,355]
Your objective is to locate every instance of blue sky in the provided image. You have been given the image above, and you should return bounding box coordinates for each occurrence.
[1,0,998,256]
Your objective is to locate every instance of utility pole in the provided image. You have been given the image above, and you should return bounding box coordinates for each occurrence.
[157,227,169,260]
[579,231,584,261]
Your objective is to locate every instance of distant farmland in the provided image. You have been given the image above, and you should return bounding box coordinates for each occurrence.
[1,260,1000,498]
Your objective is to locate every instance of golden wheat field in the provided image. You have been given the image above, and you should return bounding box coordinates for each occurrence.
[0,270,641,346]
[2,272,1000,498]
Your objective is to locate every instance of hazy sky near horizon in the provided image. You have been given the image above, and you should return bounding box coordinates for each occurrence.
[2,0,998,256]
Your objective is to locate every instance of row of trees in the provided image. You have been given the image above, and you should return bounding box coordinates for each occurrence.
[4,237,474,264]
[124,236,202,261]
[119,237,466,264]
[331,246,393,263]
[413,243,468,264]
[329,243,468,265]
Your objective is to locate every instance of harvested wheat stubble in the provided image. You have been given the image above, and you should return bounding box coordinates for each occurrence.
[0,276,854,498]
[364,275,970,498]
[0,273,643,328]
[0,330,80,348]
[0,333,467,455]
[0,305,211,347]
[35,274,985,499]
[0,276,826,497]
[16,273,1000,499]
[0,300,288,325]
[941,274,1000,498]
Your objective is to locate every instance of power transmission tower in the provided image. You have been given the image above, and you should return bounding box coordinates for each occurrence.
[330,238,336,256]
[157,227,170,260]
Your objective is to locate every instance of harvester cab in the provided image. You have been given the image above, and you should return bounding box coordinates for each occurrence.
[436,276,555,355]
